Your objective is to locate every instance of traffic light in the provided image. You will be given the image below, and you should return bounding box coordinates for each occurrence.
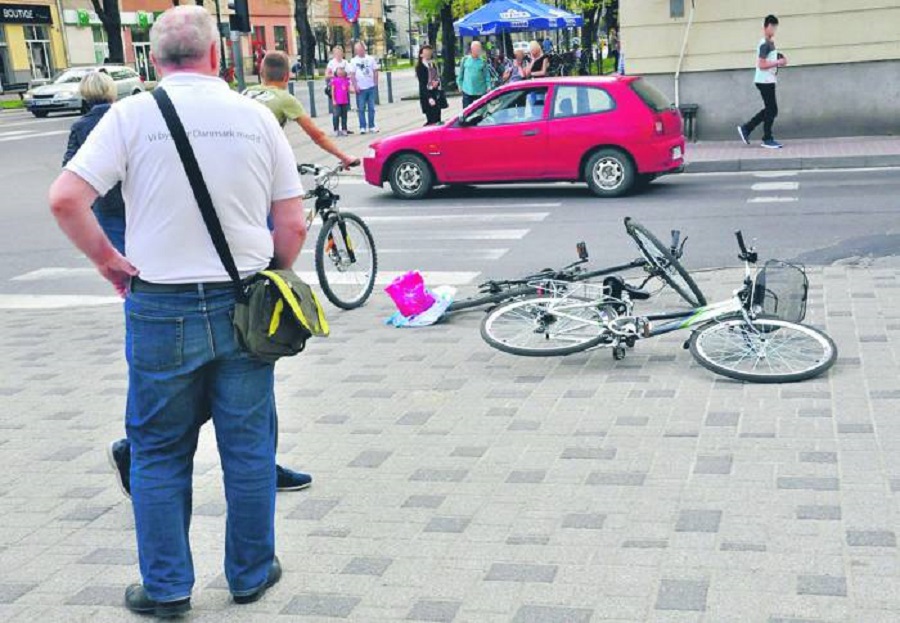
[228,0,251,33]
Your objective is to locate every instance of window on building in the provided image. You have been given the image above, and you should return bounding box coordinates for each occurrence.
[274,26,287,52]
[0,26,12,87]
[253,26,267,48]
[552,85,615,118]
[91,25,109,65]
[24,25,53,80]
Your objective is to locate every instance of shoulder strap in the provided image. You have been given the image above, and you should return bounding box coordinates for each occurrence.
[151,88,246,299]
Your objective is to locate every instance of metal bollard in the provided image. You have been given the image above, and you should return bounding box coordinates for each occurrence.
[386,71,393,104]
[375,83,381,106]
[306,80,317,118]
[287,81,295,96]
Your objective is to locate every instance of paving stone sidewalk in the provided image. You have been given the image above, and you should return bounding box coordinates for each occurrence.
[1,266,899,622]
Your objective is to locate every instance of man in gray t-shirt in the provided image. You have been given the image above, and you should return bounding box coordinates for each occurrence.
[738,14,788,148]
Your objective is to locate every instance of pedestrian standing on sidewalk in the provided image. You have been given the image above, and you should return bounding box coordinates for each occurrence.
[416,44,443,126]
[49,6,306,616]
[738,14,788,149]
[348,42,380,134]
[458,41,490,108]
[508,49,530,83]
[526,41,549,79]
[331,66,351,135]
[62,71,124,254]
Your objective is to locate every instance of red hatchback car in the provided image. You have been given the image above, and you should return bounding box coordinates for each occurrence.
[363,75,684,200]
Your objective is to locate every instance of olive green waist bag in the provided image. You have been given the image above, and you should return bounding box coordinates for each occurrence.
[153,87,328,363]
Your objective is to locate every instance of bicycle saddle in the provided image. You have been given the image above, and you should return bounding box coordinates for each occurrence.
[604,276,651,301]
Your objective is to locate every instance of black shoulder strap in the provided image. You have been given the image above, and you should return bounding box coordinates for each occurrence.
[151,87,245,299]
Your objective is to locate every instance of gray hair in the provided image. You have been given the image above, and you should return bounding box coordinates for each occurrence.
[150,6,217,67]
[79,71,116,104]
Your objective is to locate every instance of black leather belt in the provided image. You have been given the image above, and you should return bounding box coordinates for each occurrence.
[130,277,239,294]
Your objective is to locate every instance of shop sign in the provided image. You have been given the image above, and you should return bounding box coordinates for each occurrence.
[76,8,89,26]
[137,11,149,29]
[0,3,53,24]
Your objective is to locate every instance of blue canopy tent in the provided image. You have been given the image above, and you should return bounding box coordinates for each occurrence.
[454,0,583,37]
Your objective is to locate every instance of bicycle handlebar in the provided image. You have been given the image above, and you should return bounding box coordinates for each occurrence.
[735,230,758,263]
[735,231,748,255]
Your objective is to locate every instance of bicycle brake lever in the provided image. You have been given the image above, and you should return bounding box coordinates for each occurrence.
[676,235,688,259]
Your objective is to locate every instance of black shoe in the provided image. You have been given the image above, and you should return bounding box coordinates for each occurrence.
[737,124,750,145]
[124,584,191,618]
[276,465,312,492]
[107,439,131,499]
[234,556,282,605]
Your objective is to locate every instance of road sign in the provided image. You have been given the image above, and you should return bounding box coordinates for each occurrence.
[341,0,360,23]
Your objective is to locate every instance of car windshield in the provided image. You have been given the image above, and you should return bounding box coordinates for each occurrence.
[55,70,90,84]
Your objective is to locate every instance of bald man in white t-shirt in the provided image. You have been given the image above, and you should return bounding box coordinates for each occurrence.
[49,6,302,617]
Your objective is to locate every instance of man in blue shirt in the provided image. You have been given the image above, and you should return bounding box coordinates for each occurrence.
[738,14,788,149]
[458,41,491,108]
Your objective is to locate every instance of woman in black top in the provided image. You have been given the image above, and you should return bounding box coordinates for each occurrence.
[527,40,549,78]
[416,45,443,126]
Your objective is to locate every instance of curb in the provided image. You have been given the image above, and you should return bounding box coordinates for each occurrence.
[684,153,900,173]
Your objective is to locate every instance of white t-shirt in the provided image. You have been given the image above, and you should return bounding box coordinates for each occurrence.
[348,55,380,90]
[326,58,348,76]
[66,73,303,284]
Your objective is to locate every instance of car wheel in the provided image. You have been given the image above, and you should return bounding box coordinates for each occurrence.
[584,149,635,198]
[32,111,49,118]
[388,153,432,200]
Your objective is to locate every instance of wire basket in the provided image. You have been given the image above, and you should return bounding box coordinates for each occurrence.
[753,260,809,323]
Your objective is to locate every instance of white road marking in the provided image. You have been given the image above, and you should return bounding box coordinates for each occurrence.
[12,267,98,281]
[379,229,530,240]
[752,171,799,178]
[363,212,549,223]
[0,294,120,309]
[348,202,562,212]
[0,129,69,142]
[750,181,800,191]
[0,130,32,137]
[297,270,480,286]
[377,248,508,260]
[747,196,799,203]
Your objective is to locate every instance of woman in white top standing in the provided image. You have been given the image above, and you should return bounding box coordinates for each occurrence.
[325,45,349,115]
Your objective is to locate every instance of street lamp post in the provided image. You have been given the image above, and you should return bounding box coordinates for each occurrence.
[407,0,413,61]
[213,0,228,75]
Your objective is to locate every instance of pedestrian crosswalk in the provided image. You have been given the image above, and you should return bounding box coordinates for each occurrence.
[747,171,800,204]
[0,109,73,143]
[1,200,557,309]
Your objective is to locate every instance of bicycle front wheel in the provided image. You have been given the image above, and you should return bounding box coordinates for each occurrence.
[481,297,609,357]
[624,218,706,307]
[689,317,837,383]
[315,212,377,310]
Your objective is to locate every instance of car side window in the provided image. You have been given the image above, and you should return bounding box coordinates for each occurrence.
[553,85,615,118]
[469,87,548,127]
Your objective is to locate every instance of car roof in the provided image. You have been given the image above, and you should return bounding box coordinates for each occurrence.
[507,76,637,90]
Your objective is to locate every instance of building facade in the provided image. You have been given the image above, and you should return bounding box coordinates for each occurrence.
[0,0,67,86]
[310,0,385,61]
[621,0,900,138]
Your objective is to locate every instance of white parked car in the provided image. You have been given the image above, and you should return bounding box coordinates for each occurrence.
[512,41,531,54]
[24,65,145,118]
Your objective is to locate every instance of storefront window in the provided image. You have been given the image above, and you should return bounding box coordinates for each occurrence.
[0,26,11,87]
[274,25,287,52]
[131,28,155,82]
[253,25,266,48]
[91,25,108,65]
[24,25,53,80]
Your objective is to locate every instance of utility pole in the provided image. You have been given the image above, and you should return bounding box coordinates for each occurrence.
[406,0,413,61]
[214,0,227,76]
[230,30,246,90]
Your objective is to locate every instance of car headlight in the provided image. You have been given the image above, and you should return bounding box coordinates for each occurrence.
[365,148,376,159]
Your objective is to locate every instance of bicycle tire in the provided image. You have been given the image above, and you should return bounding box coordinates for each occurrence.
[480,296,609,357]
[315,212,377,310]
[689,316,837,383]
[624,217,707,307]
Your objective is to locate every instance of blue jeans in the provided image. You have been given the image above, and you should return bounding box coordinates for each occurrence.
[94,207,125,255]
[356,87,376,130]
[125,286,276,602]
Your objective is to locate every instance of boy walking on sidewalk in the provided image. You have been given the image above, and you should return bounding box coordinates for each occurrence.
[738,14,788,149]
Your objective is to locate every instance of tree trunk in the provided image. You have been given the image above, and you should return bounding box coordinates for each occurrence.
[91,0,125,64]
[439,3,455,89]
[426,19,439,47]
[294,0,316,75]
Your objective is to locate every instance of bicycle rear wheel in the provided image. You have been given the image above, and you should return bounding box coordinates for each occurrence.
[481,296,609,357]
[624,217,706,307]
[689,317,837,383]
[315,212,377,310]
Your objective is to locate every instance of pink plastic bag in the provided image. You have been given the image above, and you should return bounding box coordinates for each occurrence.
[384,271,436,317]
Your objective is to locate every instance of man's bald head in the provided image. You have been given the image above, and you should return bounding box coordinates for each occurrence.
[150,6,218,72]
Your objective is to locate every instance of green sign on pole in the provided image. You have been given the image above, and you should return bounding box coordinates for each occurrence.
[76,8,89,27]
[137,11,149,29]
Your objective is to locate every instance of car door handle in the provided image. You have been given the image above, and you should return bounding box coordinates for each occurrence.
[522,129,539,136]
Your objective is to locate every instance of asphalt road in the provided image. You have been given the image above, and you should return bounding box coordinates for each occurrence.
[2,106,899,308]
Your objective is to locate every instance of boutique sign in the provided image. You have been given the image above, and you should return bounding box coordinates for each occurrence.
[0,3,52,24]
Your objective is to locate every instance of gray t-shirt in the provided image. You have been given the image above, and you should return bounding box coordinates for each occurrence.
[754,37,778,84]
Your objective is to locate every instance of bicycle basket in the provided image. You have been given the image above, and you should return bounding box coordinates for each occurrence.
[753,260,808,323]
